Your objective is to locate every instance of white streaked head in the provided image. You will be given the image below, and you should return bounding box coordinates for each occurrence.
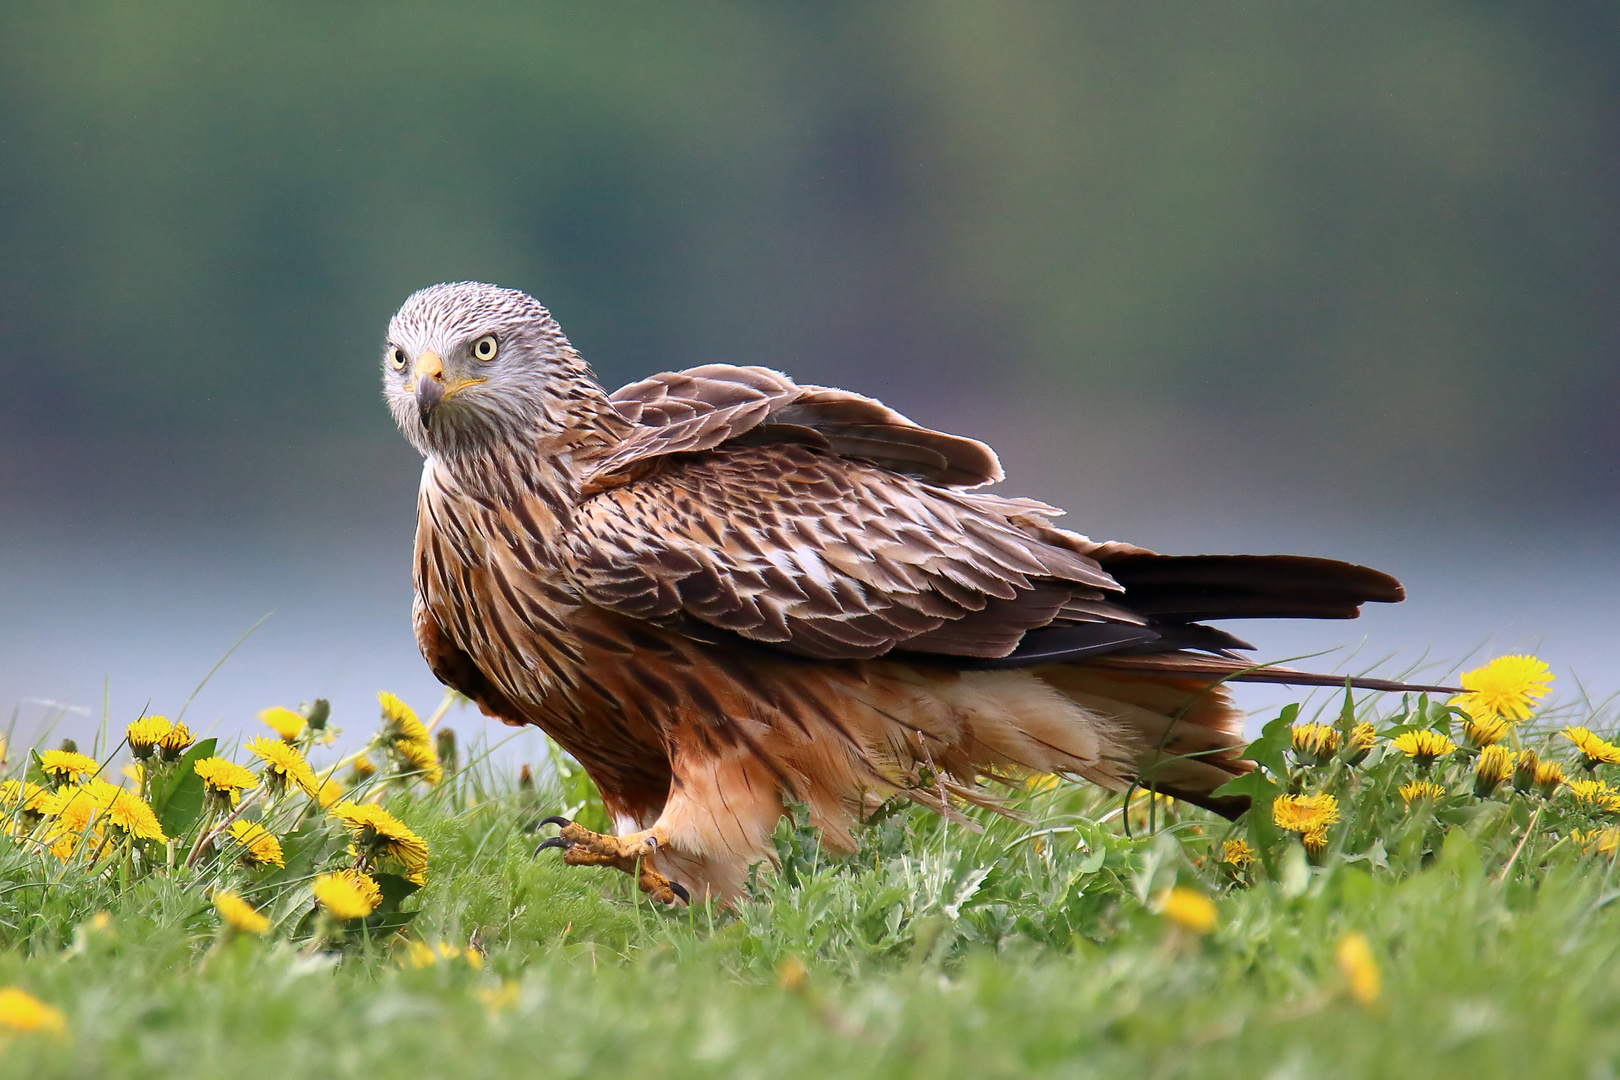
[382,281,595,457]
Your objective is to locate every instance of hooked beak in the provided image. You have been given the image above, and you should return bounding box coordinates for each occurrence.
[410,350,484,425]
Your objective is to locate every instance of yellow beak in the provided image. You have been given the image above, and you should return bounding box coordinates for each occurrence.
[410,350,484,424]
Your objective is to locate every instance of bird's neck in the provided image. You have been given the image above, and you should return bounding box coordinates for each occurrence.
[431,377,632,516]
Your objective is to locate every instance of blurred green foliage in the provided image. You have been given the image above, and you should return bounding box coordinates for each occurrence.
[1,2,1616,525]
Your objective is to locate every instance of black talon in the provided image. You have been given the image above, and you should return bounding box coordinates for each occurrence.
[540,815,573,829]
[669,881,690,904]
[534,836,570,857]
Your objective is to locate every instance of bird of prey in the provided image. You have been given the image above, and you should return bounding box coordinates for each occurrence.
[384,281,1446,904]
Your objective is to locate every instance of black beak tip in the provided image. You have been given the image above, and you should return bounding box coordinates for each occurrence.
[415,378,447,423]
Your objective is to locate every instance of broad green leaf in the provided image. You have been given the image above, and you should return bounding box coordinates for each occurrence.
[372,872,422,914]
[1240,706,1296,779]
[154,738,218,838]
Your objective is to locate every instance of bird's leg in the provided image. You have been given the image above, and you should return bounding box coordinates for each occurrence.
[534,817,689,905]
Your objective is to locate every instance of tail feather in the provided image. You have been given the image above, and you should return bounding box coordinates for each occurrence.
[1086,651,1460,695]
[1093,553,1405,622]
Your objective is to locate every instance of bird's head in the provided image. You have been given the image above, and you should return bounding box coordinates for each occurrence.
[383,281,602,458]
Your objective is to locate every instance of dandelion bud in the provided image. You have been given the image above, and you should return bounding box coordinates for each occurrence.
[1290,723,1340,768]
[436,728,459,774]
[304,698,331,731]
[1535,759,1566,798]
[1391,730,1456,770]
[518,764,534,791]
[157,723,194,762]
[1473,745,1515,798]
[1462,715,1509,749]
[126,716,172,761]
[1344,722,1376,766]
[1513,749,1540,794]
[1399,779,1445,806]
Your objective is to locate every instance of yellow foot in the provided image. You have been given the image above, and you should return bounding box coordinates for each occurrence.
[535,817,689,905]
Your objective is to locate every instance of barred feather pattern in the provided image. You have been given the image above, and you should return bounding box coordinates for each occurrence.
[388,282,1411,899]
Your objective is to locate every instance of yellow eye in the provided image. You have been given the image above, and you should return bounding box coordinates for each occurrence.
[387,346,407,371]
[472,334,498,362]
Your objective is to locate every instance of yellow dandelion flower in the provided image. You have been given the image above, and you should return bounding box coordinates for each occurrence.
[1221,838,1254,867]
[1535,759,1567,797]
[40,782,107,857]
[1301,826,1330,856]
[400,938,436,968]
[317,778,343,809]
[1291,723,1341,766]
[157,721,195,759]
[395,737,443,787]
[1562,727,1620,770]
[398,939,482,969]
[227,820,285,867]
[244,737,320,798]
[1450,654,1552,723]
[478,980,521,1014]
[1155,887,1216,934]
[0,780,53,818]
[1569,778,1620,812]
[1399,779,1446,805]
[1272,793,1340,835]
[194,757,258,805]
[1336,932,1381,1005]
[1572,827,1620,857]
[1345,722,1377,766]
[38,750,98,784]
[1461,714,1510,749]
[0,987,66,1035]
[329,800,430,882]
[257,706,306,742]
[102,788,166,842]
[214,890,270,935]
[1474,745,1515,798]
[349,756,378,782]
[1391,730,1456,768]
[379,691,430,745]
[125,716,173,760]
[313,870,380,920]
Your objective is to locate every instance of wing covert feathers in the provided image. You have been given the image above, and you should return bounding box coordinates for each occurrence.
[566,441,1122,661]
[595,364,1003,491]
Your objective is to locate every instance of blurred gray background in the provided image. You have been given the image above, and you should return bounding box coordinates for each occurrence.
[3,2,1618,754]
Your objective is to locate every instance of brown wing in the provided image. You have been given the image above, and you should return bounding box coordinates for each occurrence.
[565,440,1136,661]
[590,364,1002,493]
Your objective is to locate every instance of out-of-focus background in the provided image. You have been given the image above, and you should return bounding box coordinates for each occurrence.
[3,3,1617,754]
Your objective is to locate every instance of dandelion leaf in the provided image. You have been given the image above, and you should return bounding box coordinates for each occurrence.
[371,872,421,915]
[1239,706,1296,779]
[153,738,217,837]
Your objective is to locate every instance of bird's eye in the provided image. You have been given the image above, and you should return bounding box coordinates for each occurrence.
[387,346,407,371]
[472,334,499,362]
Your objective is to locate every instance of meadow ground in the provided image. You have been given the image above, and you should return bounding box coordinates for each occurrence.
[1,659,1619,1079]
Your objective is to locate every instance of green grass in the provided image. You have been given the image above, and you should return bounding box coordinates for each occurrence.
[4,687,1620,1079]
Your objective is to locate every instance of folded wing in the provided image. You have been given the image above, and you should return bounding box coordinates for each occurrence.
[567,364,1413,677]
